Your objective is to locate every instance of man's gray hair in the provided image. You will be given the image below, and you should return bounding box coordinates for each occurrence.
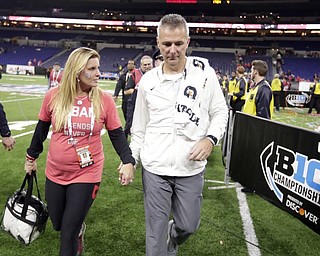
[140,55,153,64]
[157,14,189,37]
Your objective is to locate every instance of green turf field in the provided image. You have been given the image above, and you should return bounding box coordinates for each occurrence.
[0,74,319,256]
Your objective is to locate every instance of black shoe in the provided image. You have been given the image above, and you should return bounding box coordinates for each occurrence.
[241,187,254,193]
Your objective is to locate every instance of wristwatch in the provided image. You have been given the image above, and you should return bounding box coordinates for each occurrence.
[1,131,11,137]
[206,135,218,146]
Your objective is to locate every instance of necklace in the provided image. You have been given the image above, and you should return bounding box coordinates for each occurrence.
[76,95,88,105]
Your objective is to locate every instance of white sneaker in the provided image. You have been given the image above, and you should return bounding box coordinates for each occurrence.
[77,222,86,256]
[167,220,178,256]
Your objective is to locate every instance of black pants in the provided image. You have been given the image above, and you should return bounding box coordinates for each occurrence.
[45,178,100,256]
[124,90,137,138]
[308,94,320,114]
[232,99,245,114]
[121,95,129,122]
[273,91,281,111]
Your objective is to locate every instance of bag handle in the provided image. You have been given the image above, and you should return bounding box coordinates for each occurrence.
[21,171,42,218]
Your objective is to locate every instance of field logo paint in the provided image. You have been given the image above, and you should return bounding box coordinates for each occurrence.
[260,141,320,207]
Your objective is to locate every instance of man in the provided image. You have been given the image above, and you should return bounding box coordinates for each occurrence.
[48,62,63,89]
[113,59,135,121]
[243,60,274,119]
[227,71,237,108]
[130,14,228,256]
[230,65,247,114]
[271,73,283,111]
[152,49,164,67]
[241,60,274,193]
[124,55,153,138]
[0,103,15,151]
[308,77,320,114]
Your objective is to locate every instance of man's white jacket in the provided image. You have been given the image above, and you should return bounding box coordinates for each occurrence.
[130,56,229,177]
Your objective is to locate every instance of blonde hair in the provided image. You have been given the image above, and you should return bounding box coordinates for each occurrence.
[50,47,103,131]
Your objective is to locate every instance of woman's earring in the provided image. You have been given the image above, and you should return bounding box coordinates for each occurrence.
[77,78,80,83]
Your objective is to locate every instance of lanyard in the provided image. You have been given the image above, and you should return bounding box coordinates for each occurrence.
[67,101,94,146]
[53,70,61,82]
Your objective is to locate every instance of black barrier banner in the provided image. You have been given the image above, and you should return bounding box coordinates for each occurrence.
[229,112,320,234]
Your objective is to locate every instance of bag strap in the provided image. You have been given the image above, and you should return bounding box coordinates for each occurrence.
[21,171,42,218]
[33,172,42,201]
[18,173,30,194]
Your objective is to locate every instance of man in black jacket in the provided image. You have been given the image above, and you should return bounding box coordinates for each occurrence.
[0,103,15,150]
[113,59,135,121]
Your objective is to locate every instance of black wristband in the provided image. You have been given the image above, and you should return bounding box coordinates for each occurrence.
[206,135,218,146]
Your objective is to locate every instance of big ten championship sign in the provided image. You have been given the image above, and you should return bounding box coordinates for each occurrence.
[229,112,320,234]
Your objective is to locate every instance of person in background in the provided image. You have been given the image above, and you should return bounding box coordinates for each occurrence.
[308,77,320,114]
[130,14,228,256]
[230,65,247,114]
[48,62,63,90]
[152,49,164,67]
[271,73,283,112]
[24,47,135,256]
[241,60,274,193]
[0,103,15,151]
[124,55,153,138]
[221,74,229,91]
[227,71,237,108]
[113,59,135,121]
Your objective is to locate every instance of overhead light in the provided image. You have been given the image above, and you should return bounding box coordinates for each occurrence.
[270,30,283,34]
[284,30,297,33]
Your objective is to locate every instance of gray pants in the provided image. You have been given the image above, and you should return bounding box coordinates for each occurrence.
[142,168,205,256]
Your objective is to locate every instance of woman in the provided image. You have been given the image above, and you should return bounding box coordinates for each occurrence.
[24,47,135,256]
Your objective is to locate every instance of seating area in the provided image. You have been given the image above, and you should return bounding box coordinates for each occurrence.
[0,29,80,41]
[42,48,75,69]
[191,51,237,75]
[99,47,143,72]
[0,45,64,66]
[0,28,320,79]
[282,57,320,81]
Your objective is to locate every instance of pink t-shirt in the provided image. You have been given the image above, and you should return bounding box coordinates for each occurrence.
[39,87,121,185]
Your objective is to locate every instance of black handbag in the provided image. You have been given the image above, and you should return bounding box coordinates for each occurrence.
[1,172,49,245]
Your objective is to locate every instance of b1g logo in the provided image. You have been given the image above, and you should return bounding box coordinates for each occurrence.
[260,141,320,207]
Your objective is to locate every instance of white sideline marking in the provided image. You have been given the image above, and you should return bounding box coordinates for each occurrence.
[1,97,40,103]
[0,130,34,143]
[205,179,235,184]
[12,131,35,138]
[208,185,236,190]
[236,186,261,256]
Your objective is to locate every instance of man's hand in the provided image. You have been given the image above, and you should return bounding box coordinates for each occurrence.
[188,138,213,161]
[2,136,15,151]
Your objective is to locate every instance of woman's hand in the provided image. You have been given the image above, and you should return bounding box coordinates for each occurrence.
[25,158,37,175]
[118,163,135,186]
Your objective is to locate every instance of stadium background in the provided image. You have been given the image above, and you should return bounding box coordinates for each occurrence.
[0,1,320,256]
[1,0,320,82]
